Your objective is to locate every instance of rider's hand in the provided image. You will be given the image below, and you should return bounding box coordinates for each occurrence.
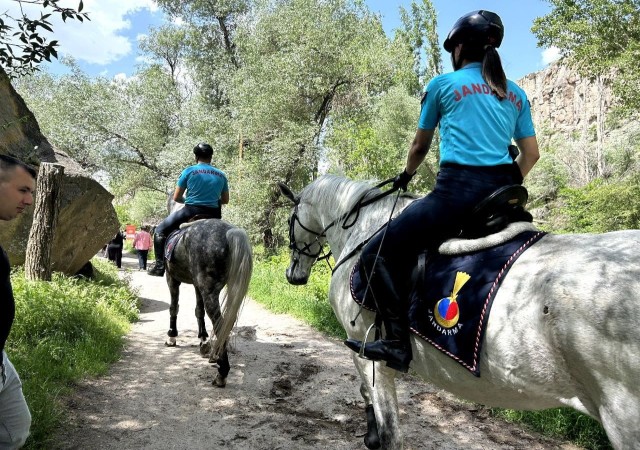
[393,169,414,192]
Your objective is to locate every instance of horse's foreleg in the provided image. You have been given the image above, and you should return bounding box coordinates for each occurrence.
[165,277,181,346]
[194,288,209,344]
[359,382,381,449]
[353,356,403,450]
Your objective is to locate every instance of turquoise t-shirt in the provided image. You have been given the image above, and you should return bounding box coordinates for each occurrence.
[419,62,536,166]
[176,162,229,207]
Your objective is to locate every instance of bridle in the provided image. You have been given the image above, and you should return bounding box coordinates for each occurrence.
[287,176,400,273]
[287,201,333,271]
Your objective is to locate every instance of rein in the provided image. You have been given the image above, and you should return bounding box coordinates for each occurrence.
[288,176,398,272]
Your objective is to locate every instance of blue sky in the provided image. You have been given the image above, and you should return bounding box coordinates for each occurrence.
[32,0,558,81]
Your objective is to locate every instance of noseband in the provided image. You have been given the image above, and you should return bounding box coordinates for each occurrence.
[288,203,333,269]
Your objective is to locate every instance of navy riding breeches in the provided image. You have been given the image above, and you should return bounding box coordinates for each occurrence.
[360,163,522,295]
[155,204,222,239]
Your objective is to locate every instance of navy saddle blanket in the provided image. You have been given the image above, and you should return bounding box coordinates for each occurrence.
[350,230,546,376]
[165,229,186,261]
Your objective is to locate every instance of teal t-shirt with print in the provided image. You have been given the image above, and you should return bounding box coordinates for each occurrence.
[419,62,535,166]
[177,163,229,207]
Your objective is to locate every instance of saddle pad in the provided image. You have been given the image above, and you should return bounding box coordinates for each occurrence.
[165,229,186,261]
[350,230,546,376]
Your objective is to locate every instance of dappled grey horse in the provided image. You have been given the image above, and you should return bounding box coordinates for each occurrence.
[163,198,253,387]
[280,174,640,450]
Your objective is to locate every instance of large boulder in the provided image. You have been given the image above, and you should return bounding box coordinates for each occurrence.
[0,68,118,275]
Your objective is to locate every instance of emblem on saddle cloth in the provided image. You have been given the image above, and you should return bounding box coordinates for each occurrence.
[350,228,546,376]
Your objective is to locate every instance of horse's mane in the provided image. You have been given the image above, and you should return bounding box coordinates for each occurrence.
[300,174,382,216]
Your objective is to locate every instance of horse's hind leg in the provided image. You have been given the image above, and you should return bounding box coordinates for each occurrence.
[199,283,229,387]
[165,276,181,346]
[597,387,640,449]
[212,349,230,388]
[194,288,209,345]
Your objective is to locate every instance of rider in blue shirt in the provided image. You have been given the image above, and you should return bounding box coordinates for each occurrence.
[345,10,540,372]
[148,143,229,276]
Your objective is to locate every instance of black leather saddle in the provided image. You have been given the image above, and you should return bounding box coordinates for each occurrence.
[187,214,218,223]
[459,185,532,239]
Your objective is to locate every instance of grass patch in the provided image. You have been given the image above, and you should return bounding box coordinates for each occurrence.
[8,258,139,449]
[493,408,611,449]
[249,247,344,338]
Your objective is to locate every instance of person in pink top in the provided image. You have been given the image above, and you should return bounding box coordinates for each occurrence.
[132,226,152,270]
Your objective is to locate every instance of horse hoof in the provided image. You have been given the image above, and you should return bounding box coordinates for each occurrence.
[165,337,177,347]
[199,341,211,356]
[212,376,226,388]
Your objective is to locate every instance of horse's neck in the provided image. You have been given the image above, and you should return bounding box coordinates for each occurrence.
[321,195,415,261]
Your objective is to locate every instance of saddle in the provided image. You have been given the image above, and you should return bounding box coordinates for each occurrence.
[458,184,532,239]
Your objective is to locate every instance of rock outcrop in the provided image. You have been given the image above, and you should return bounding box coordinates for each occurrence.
[0,68,118,275]
[518,62,615,135]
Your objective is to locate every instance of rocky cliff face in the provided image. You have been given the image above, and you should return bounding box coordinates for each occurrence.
[0,68,119,275]
[518,62,614,135]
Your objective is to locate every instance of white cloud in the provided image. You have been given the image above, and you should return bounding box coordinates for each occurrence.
[8,0,161,66]
[541,47,562,65]
[113,72,129,82]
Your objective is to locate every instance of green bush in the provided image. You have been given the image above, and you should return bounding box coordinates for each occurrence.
[8,258,139,448]
[551,177,640,233]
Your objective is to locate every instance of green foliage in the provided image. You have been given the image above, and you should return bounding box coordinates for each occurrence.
[0,1,89,78]
[493,408,611,450]
[249,247,344,338]
[8,258,139,448]
[548,177,640,233]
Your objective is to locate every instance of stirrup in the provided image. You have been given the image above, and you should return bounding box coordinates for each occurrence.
[356,322,379,360]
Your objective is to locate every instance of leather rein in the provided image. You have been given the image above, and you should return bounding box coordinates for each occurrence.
[287,176,400,273]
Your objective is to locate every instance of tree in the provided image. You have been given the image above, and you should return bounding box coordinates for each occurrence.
[25,162,64,281]
[0,0,89,78]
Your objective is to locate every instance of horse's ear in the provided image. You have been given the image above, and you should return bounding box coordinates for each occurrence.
[278,182,299,205]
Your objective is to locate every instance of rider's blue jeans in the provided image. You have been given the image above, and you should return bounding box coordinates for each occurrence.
[361,163,522,298]
[0,351,31,449]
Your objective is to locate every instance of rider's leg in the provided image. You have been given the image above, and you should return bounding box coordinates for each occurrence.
[345,253,412,372]
[344,164,519,371]
[148,207,195,276]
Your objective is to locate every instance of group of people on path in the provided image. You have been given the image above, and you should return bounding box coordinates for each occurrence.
[105,225,152,270]
[0,9,538,448]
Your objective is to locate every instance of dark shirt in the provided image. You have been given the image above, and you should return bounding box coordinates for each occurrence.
[0,245,15,354]
[109,232,124,247]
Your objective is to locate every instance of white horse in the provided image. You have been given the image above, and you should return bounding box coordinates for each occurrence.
[279,174,640,450]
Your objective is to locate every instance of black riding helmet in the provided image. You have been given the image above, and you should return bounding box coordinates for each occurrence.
[193,142,213,159]
[443,10,504,53]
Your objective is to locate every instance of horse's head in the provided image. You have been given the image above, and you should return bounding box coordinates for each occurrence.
[279,182,328,285]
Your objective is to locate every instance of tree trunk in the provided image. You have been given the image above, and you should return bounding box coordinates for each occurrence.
[595,75,606,178]
[25,163,65,281]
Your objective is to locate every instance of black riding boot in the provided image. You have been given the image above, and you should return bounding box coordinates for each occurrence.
[147,234,166,277]
[344,255,412,373]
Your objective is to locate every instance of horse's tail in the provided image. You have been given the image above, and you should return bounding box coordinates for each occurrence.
[211,226,253,358]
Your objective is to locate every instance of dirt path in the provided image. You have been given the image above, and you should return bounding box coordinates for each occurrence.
[53,253,581,450]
